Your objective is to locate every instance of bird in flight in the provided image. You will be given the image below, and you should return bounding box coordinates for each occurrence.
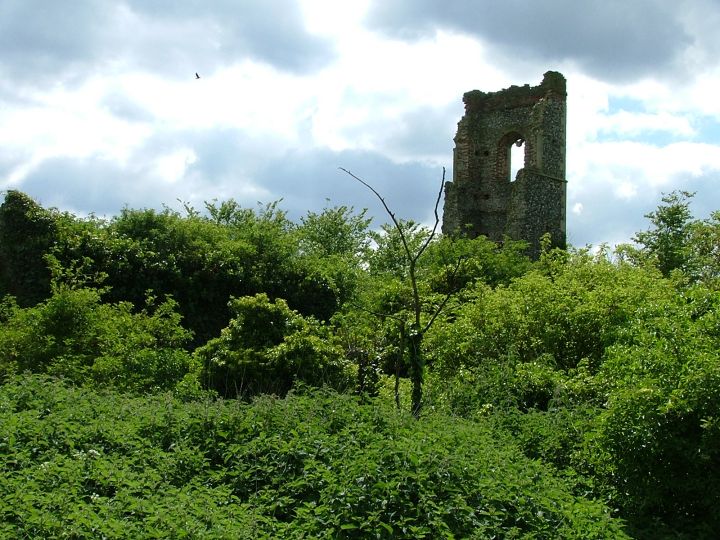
[195,73,200,79]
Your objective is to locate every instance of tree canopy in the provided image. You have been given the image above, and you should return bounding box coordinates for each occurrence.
[1,188,718,538]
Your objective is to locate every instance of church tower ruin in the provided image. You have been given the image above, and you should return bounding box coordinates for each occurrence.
[442,71,567,258]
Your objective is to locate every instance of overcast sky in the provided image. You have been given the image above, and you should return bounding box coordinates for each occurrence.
[1,0,719,248]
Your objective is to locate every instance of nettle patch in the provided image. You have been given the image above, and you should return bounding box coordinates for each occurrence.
[0,375,627,539]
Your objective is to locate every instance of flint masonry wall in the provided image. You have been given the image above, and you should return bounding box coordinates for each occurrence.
[442,71,567,258]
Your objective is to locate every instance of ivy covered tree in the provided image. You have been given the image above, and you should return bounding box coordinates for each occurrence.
[0,190,58,306]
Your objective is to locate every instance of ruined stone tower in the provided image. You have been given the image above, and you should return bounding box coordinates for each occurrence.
[442,71,567,258]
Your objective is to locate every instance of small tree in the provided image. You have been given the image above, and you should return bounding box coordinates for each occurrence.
[631,191,695,276]
[340,167,457,417]
[687,210,720,287]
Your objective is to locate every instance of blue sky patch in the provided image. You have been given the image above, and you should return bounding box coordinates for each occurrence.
[606,96,646,114]
[695,116,720,144]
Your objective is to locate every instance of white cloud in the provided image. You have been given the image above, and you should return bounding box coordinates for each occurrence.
[615,182,638,200]
[0,78,152,183]
[153,148,196,183]
[301,0,371,36]
[597,110,694,138]
[308,28,500,158]
[2,0,720,250]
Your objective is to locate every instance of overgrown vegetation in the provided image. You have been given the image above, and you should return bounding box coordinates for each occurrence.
[0,375,627,539]
[1,187,719,538]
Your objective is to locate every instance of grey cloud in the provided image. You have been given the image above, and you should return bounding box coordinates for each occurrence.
[340,103,460,163]
[392,104,461,158]
[12,127,256,215]
[254,148,447,226]
[567,187,656,249]
[12,121,446,231]
[15,140,446,232]
[134,128,254,177]
[367,0,694,82]
[0,0,334,91]
[122,0,335,76]
[102,92,155,123]
[19,156,152,216]
[0,1,109,87]
[152,127,449,226]
[0,151,26,191]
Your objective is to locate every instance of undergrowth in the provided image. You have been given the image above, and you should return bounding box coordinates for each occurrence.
[0,374,628,539]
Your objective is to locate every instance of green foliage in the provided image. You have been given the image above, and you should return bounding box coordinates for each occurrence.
[350,210,453,417]
[0,286,197,392]
[0,190,58,305]
[298,205,372,260]
[85,205,261,344]
[488,406,599,474]
[423,234,532,292]
[686,210,720,288]
[366,220,429,279]
[422,243,720,536]
[0,375,265,538]
[586,286,720,532]
[41,198,357,344]
[4,187,720,538]
[630,191,695,276]
[620,191,720,288]
[293,205,373,318]
[0,375,628,539]
[197,294,354,398]
[427,249,673,376]
[424,357,599,417]
[331,309,386,398]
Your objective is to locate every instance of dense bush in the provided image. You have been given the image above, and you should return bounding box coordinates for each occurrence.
[51,204,299,344]
[586,286,720,533]
[426,250,675,376]
[0,374,628,539]
[422,259,720,537]
[197,293,354,398]
[422,234,532,292]
[0,193,371,345]
[0,286,198,393]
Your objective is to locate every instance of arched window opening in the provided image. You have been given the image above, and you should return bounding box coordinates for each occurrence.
[497,131,525,184]
[510,136,525,182]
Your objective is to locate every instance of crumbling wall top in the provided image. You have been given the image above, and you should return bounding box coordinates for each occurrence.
[462,71,566,114]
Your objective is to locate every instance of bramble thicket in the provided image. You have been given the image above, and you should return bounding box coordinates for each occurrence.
[1,189,719,538]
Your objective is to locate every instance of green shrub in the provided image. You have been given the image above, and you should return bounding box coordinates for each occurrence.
[427,251,675,374]
[0,286,198,392]
[197,293,354,398]
[586,288,720,533]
